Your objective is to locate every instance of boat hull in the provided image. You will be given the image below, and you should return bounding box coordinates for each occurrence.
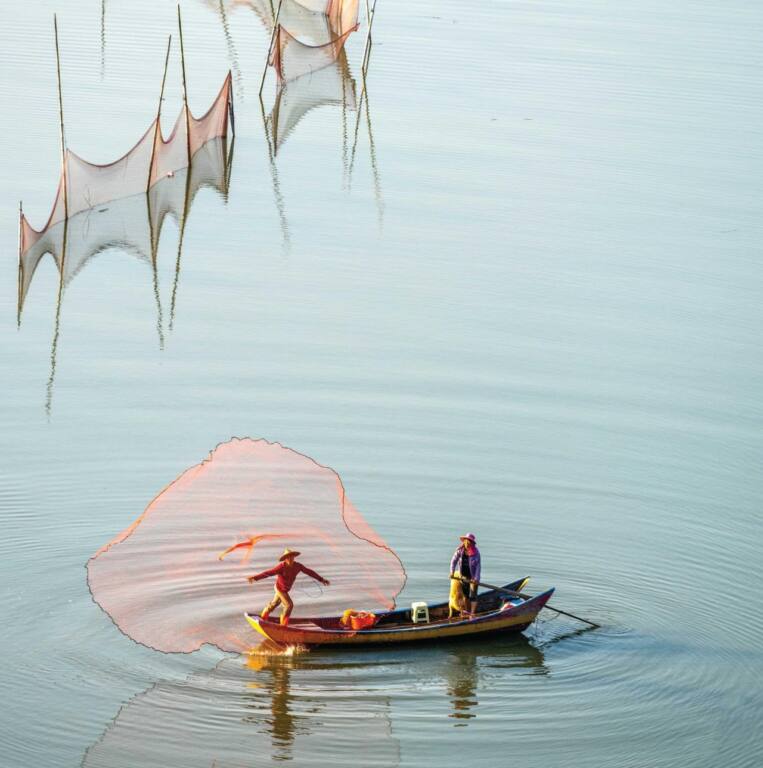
[245,579,553,648]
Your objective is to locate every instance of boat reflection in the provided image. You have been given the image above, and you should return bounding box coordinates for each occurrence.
[243,645,401,764]
[445,649,479,724]
[82,634,548,765]
[245,650,306,758]
[440,636,548,725]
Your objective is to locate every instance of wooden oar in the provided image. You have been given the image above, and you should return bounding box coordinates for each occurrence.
[463,577,600,629]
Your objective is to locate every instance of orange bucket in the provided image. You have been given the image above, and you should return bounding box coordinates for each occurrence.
[349,611,376,630]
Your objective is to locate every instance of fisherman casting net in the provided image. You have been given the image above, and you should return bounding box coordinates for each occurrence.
[87,438,406,653]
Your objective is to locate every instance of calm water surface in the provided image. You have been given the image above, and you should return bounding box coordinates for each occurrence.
[1,1,762,766]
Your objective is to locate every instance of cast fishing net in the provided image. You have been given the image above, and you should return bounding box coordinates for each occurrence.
[18,73,232,312]
[87,438,406,653]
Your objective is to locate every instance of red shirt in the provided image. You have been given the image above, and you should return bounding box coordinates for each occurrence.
[251,560,325,593]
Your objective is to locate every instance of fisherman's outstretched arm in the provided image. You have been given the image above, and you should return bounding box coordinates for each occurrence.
[299,564,330,585]
[247,563,283,583]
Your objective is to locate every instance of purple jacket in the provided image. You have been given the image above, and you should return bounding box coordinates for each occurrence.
[450,545,481,583]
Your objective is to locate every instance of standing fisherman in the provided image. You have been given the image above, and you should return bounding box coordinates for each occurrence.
[450,533,481,616]
[248,548,330,626]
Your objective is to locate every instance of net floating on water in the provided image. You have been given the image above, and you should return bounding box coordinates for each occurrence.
[87,438,406,653]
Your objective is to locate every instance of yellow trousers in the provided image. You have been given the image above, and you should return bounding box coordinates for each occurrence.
[262,587,294,624]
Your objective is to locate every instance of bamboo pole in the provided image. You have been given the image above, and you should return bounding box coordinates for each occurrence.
[341,62,349,176]
[363,76,384,227]
[259,0,284,98]
[53,14,68,221]
[147,35,173,193]
[100,0,106,79]
[361,0,378,75]
[17,201,23,327]
[348,71,367,179]
[145,38,170,349]
[169,167,192,331]
[145,192,165,351]
[227,71,236,137]
[217,0,243,104]
[47,210,68,419]
[463,578,601,629]
[259,96,290,253]
[224,134,235,198]
[177,5,192,166]
[52,10,69,400]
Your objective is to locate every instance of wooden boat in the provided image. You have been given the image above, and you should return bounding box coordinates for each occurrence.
[245,578,554,647]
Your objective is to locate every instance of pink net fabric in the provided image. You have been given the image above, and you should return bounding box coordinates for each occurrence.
[270,24,357,83]
[327,0,359,38]
[212,0,358,44]
[87,438,406,653]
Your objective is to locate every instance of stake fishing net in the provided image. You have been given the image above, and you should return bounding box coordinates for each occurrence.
[87,438,406,653]
[18,73,232,313]
[18,136,232,314]
[268,53,356,154]
[212,0,359,44]
[270,24,357,83]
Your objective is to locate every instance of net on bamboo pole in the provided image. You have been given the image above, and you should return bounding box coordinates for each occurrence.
[210,0,358,43]
[269,24,356,83]
[18,74,232,312]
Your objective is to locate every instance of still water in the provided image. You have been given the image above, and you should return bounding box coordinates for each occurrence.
[1,0,762,766]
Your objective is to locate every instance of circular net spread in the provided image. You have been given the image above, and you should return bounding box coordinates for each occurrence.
[87,438,406,653]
